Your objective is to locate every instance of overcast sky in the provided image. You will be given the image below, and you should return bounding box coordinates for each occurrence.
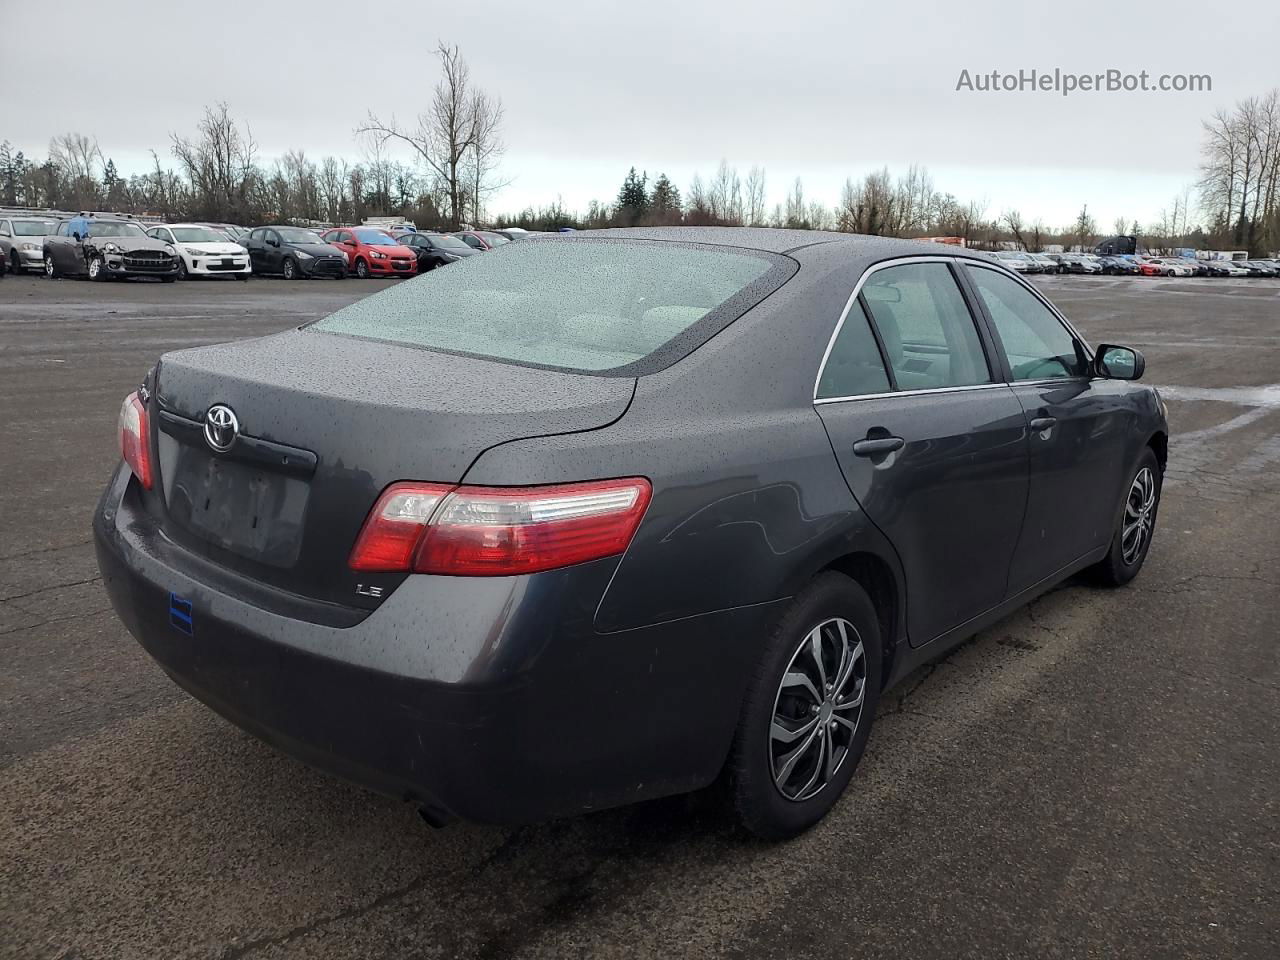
[4,1,1279,229]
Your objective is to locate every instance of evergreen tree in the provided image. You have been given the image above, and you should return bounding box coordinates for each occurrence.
[615,166,649,225]
[11,151,26,206]
[0,141,13,205]
[648,173,681,224]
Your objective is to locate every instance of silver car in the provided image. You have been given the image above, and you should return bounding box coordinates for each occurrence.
[0,216,58,275]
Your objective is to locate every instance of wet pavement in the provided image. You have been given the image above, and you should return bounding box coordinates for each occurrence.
[1,272,1277,959]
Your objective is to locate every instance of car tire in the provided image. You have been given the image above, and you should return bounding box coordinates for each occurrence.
[177,259,189,280]
[44,253,59,278]
[87,255,105,281]
[282,258,297,280]
[1090,447,1162,587]
[355,258,370,279]
[9,250,19,275]
[726,571,882,840]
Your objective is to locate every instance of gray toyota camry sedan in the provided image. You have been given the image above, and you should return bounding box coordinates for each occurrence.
[94,228,1167,838]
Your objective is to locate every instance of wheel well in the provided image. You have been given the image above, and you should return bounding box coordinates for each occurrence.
[823,552,899,689]
[1148,431,1168,473]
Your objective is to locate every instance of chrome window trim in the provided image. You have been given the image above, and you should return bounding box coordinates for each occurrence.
[813,255,995,404]
[814,382,1011,406]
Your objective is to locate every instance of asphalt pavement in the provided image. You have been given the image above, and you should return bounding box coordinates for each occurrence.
[1,271,1277,959]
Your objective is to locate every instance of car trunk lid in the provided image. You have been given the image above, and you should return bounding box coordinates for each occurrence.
[149,328,635,612]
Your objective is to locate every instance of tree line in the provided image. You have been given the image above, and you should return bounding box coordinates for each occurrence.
[0,43,503,232]
[1,51,1276,254]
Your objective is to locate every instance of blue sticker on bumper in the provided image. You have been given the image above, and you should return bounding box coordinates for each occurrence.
[169,593,193,636]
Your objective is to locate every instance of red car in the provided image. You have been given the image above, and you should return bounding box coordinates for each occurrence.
[1136,258,1170,277]
[322,227,418,278]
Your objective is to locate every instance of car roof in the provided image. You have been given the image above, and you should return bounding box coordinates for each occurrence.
[553,226,985,259]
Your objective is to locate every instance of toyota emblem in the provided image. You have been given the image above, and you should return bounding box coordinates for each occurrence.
[204,404,240,453]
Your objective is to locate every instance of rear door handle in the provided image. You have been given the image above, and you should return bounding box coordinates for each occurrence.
[852,436,905,457]
[1029,416,1058,431]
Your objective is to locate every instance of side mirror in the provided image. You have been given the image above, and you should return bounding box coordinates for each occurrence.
[268,237,280,247]
[1096,344,1145,381]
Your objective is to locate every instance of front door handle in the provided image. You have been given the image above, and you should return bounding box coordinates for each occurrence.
[852,436,905,457]
[1029,416,1058,431]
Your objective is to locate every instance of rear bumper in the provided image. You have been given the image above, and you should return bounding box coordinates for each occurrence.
[93,466,771,823]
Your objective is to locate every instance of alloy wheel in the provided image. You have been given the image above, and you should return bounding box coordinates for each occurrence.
[282,259,296,280]
[88,257,101,280]
[44,254,55,278]
[769,617,867,802]
[1121,467,1157,565]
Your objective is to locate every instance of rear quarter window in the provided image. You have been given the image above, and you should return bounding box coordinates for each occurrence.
[313,238,794,375]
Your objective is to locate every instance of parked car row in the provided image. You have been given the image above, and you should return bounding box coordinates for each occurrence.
[989,248,1280,279]
[2,212,542,282]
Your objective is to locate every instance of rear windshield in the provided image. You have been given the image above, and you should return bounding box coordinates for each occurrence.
[314,238,788,374]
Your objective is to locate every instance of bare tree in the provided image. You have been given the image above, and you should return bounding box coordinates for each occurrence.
[784,178,807,229]
[318,156,348,223]
[49,132,102,208]
[464,91,506,225]
[744,166,767,226]
[1071,204,1097,251]
[358,43,499,229]
[1002,209,1027,249]
[170,103,259,221]
[1029,218,1046,252]
[708,160,743,224]
[684,173,712,224]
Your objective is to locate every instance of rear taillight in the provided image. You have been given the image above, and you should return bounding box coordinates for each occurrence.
[118,391,153,490]
[348,477,651,576]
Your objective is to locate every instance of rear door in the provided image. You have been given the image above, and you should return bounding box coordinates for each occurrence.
[244,229,266,271]
[815,259,1029,646]
[960,263,1131,592]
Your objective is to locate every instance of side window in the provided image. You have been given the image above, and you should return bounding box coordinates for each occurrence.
[461,234,483,249]
[860,263,991,390]
[0,221,9,237]
[965,266,1087,380]
[817,300,891,399]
